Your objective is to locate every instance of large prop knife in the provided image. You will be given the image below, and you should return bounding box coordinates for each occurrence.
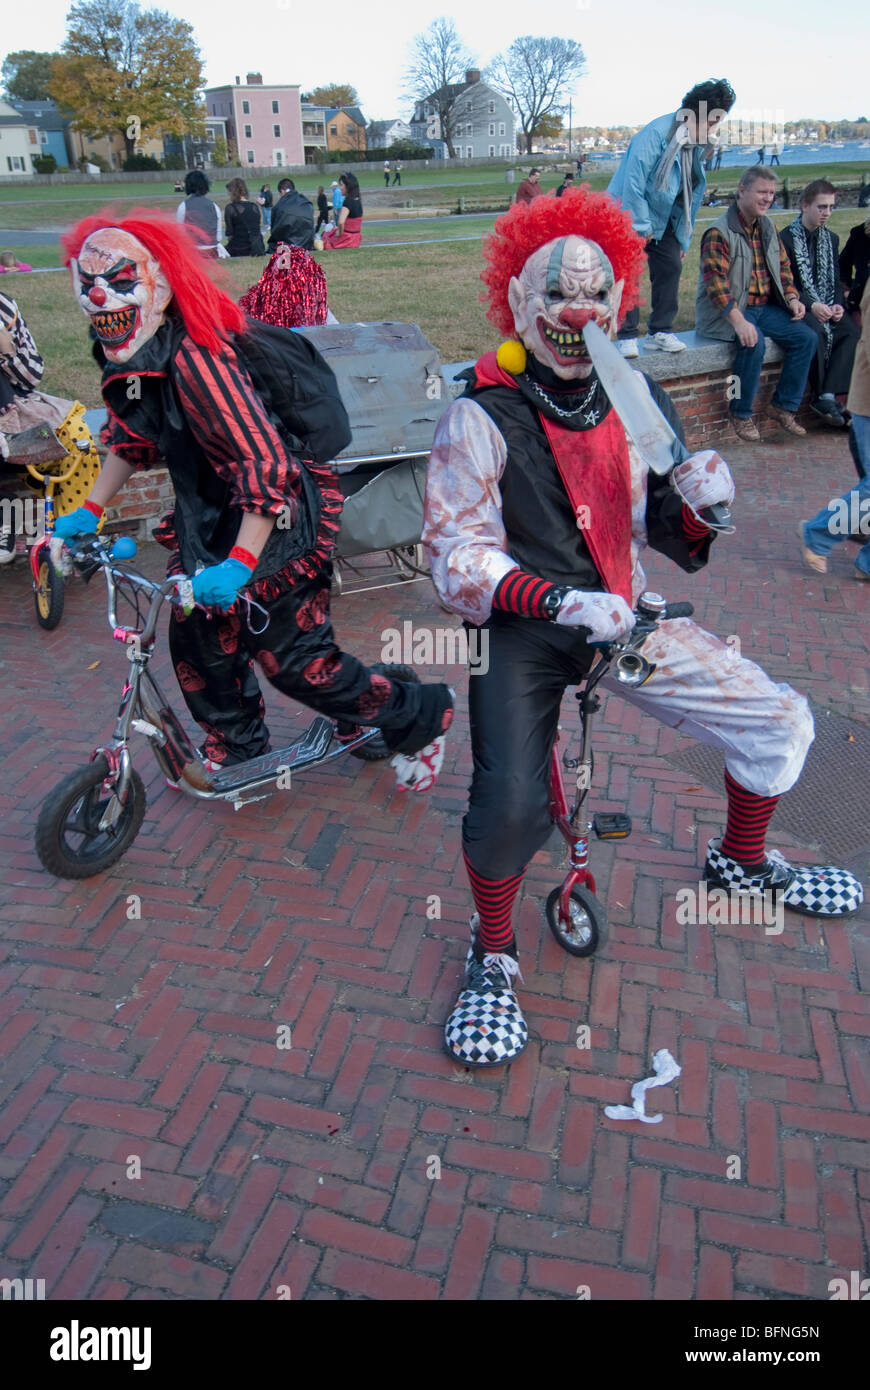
[582,321,732,530]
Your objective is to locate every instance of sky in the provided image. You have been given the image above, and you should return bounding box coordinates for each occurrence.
[3,0,868,127]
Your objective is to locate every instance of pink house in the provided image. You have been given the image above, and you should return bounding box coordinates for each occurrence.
[204,72,304,169]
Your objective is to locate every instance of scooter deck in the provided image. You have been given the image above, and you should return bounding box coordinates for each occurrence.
[209,716,334,793]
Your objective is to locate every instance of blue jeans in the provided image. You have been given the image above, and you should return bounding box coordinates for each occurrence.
[731,305,817,417]
[803,415,870,576]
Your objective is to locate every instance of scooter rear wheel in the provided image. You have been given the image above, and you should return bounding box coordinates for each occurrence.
[545,884,607,957]
[345,663,420,762]
[35,756,146,879]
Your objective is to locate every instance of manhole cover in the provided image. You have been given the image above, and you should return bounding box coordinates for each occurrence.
[666,701,870,869]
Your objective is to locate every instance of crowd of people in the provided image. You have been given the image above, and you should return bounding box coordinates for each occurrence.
[175,168,365,258]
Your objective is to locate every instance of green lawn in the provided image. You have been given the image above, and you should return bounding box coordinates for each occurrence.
[7,206,862,410]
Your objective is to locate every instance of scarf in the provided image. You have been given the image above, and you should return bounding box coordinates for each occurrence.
[652,119,698,231]
[789,216,836,361]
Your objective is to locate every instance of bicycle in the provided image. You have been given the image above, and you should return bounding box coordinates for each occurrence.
[34,534,417,880]
[545,591,694,957]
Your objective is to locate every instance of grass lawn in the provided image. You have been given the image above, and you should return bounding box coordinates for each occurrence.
[7,207,862,410]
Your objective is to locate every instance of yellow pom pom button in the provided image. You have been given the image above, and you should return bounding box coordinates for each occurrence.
[496,340,527,374]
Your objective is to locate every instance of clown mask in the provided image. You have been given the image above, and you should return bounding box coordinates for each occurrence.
[507,235,624,381]
[71,228,172,363]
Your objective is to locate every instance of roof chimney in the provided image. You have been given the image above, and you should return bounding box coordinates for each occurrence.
[465,69,481,86]
[246,72,263,85]
[235,75,240,85]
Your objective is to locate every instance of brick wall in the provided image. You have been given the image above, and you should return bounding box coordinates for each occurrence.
[662,362,812,451]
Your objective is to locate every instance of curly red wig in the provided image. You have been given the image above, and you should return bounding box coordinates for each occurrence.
[63,210,245,355]
[481,186,647,336]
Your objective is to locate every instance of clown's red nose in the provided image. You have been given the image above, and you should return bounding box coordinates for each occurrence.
[559,306,595,330]
[88,286,107,306]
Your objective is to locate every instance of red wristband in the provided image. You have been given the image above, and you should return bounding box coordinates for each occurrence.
[83,499,104,518]
[228,545,257,571]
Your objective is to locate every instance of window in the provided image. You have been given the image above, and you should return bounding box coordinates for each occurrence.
[275,151,283,166]
[29,129,38,145]
[489,101,495,114]
[466,123,473,136]
[466,146,473,158]
[272,100,279,114]
[466,100,472,112]
[489,145,495,157]
[242,99,250,114]
[499,122,505,136]
[244,124,252,138]
[7,156,25,171]
[489,124,495,137]
[40,131,48,145]
[273,124,281,137]
[246,150,254,163]
[330,124,337,135]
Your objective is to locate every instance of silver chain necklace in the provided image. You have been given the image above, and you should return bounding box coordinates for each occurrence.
[526,375,601,423]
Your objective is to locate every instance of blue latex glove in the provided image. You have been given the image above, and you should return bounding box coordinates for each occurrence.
[191,557,254,610]
[53,506,99,539]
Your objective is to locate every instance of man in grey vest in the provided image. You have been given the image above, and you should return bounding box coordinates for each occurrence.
[696,165,816,441]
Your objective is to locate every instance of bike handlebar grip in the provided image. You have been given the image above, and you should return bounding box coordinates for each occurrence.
[663,601,694,619]
[111,536,137,560]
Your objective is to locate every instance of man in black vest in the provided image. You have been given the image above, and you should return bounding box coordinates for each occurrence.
[423,187,862,1068]
[268,178,315,253]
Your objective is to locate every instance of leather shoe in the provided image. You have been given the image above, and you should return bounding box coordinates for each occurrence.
[732,416,760,442]
[766,404,807,436]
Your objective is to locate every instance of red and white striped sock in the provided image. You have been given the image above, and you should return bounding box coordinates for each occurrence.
[719,769,780,868]
[464,848,523,957]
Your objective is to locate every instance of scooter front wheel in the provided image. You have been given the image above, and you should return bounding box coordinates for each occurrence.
[35,756,146,879]
[545,884,607,957]
[34,551,64,630]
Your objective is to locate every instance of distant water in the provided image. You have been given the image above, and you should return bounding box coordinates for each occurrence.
[587,140,870,169]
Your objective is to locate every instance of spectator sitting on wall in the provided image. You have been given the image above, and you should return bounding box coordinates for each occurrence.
[840,213,870,314]
[267,178,315,253]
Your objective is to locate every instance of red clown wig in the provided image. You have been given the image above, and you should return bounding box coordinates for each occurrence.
[481,186,647,336]
[63,211,245,355]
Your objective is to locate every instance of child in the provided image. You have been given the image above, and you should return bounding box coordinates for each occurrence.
[0,252,33,274]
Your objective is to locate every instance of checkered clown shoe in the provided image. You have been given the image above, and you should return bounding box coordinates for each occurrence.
[705,838,864,919]
[444,920,528,1067]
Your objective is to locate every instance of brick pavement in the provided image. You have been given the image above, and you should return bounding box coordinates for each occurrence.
[0,424,868,1301]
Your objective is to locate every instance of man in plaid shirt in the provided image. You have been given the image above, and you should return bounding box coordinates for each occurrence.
[696,166,817,441]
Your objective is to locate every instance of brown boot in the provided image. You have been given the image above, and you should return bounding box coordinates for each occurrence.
[732,415,761,442]
[766,404,807,436]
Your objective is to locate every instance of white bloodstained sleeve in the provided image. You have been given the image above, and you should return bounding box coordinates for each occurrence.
[422,397,519,625]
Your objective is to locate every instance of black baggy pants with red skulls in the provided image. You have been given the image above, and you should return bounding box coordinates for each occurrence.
[168,568,453,766]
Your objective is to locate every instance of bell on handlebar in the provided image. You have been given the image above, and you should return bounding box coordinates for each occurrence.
[612,649,656,688]
[636,591,667,620]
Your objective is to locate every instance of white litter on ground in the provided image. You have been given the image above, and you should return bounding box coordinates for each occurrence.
[604,1048,682,1124]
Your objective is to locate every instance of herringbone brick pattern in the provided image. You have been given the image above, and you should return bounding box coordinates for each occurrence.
[0,427,868,1300]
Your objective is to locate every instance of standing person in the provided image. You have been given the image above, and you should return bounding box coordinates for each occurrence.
[314,185,330,236]
[392,160,402,186]
[515,168,542,205]
[555,171,575,198]
[56,214,453,783]
[608,78,737,357]
[330,180,344,223]
[756,146,766,164]
[267,178,315,252]
[224,179,265,258]
[780,180,860,426]
[384,160,391,187]
[800,277,870,579]
[317,172,363,249]
[839,213,870,314]
[769,144,781,166]
[713,142,724,171]
[258,185,273,233]
[575,152,584,177]
[176,170,223,257]
[696,166,817,442]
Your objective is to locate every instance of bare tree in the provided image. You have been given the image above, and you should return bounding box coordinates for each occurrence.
[404,16,475,158]
[487,36,586,155]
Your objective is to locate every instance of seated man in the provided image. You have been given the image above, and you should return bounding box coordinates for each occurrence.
[423,187,862,1068]
[839,212,870,315]
[696,165,817,442]
[267,179,315,254]
[781,180,860,427]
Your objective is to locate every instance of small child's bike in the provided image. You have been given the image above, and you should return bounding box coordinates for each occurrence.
[546,592,694,956]
[35,534,414,880]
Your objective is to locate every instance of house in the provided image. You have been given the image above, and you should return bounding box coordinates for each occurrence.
[65,128,164,171]
[204,73,304,169]
[367,118,412,150]
[163,116,228,169]
[324,106,367,153]
[301,105,327,162]
[0,100,39,174]
[410,69,515,158]
[10,101,71,168]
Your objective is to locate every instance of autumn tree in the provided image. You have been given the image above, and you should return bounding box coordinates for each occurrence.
[404,17,476,158]
[2,51,60,102]
[49,0,206,160]
[303,84,359,109]
[487,35,586,155]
